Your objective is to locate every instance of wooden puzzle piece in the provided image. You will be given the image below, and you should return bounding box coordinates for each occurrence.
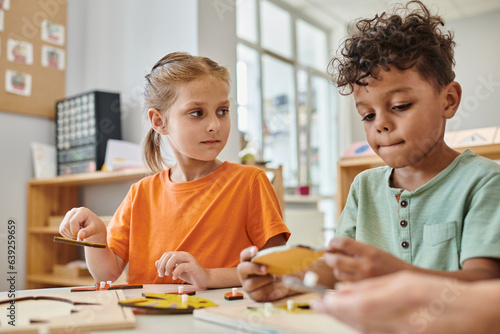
[224,288,244,301]
[246,301,313,315]
[54,236,106,248]
[0,295,100,306]
[120,293,218,314]
[163,285,196,295]
[251,244,327,275]
[0,290,135,332]
[71,282,143,292]
[282,274,328,294]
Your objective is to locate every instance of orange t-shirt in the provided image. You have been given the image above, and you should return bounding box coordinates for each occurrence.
[107,161,290,284]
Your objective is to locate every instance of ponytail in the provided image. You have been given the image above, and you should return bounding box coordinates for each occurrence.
[142,128,165,173]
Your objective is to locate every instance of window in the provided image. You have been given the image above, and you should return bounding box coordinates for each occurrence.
[236,44,261,149]
[236,0,257,43]
[262,55,297,186]
[236,0,337,196]
[260,1,292,58]
[297,19,328,71]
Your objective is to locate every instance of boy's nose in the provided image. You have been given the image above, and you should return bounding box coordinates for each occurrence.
[375,114,393,133]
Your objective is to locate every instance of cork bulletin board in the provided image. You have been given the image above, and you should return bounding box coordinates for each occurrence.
[0,0,67,119]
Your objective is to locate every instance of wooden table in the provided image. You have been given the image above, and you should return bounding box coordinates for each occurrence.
[0,284,359,334]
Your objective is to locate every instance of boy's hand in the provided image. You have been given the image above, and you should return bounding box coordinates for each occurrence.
[155,251,209,288]
[237,246,292,302]
[325,238,412,281]
[59,207,107,244]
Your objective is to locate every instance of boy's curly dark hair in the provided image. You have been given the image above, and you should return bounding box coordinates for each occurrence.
[330,0,456,95]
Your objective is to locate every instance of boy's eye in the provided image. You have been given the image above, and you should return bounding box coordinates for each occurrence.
[189,110,203,117]
[362,113,375,122]
[217,109,229,116]
[393,103,411,111]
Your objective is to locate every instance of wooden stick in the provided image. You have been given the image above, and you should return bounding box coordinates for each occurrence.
[53,236,106,248]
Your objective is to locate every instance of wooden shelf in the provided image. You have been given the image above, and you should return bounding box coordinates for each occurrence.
[26,170,148,289]
[29,215,114,235]
[29,226,61,234]
[338,154,383,167]
[27,274,95,288]
[337,143,500,217]
[28,168,151,186]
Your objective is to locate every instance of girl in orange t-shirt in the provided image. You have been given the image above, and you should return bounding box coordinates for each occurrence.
[59,52,290,288]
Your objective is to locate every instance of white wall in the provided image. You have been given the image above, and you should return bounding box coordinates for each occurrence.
[347,9,500,144]
[0,0,238,291]
[67,0,199,145]
[449,10,500,132]
[0,114,54,292]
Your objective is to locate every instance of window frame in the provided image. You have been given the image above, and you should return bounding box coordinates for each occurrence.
[237,0,336,193]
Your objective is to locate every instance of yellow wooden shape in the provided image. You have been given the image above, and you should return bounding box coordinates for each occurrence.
[251,244,326,275]
[119,293,218,314]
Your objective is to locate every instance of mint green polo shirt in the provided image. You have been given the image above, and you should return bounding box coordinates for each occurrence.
[336,149,500,271]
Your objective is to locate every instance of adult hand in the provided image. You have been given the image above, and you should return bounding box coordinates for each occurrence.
[325,238,412,281]
[311,271,479,334]
[237,246,292,302]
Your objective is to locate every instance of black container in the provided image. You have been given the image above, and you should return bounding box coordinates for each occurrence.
[56,91,122,175]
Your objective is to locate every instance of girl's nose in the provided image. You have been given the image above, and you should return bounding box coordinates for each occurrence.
[207,115,221,133]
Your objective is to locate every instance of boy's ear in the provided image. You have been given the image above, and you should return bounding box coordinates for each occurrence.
[443,81,462,119]
[148,108,168,135]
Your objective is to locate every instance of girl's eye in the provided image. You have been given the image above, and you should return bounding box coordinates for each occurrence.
[393,103,411,111]
[362,113,375,122]
[189,111,203,117]
[217,109,229,116]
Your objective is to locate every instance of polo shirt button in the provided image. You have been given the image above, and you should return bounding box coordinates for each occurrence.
[401,241,409,248]
[400,200,408,208]
[400,220,408,227]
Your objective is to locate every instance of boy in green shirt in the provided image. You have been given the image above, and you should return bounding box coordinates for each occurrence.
[237,0,500,302]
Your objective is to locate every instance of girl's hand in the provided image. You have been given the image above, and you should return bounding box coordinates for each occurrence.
[155,251,209,288]
[59,207,107,244]
[324,238,413,281]
[237,246,292,302]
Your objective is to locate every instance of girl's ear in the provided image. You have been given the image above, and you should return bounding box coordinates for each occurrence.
[443,81,462,119]
[148,108,168,135]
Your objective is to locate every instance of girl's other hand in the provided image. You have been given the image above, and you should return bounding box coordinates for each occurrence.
[155,251,209,288]
[59,207,107,244]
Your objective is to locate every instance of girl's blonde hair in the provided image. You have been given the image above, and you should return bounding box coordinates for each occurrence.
[143,52,230,173]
